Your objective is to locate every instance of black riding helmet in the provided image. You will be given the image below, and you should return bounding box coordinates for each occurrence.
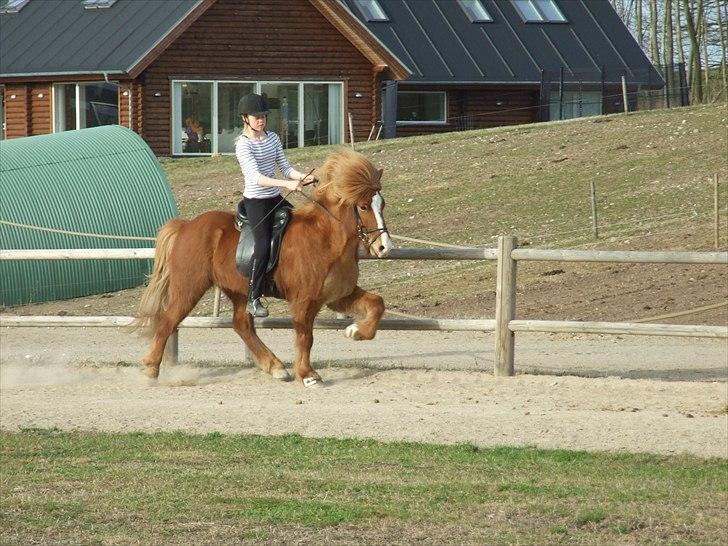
[238,93,269,116]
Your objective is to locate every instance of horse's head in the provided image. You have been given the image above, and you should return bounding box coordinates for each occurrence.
[355,190,394,258]
[316,149,394,258]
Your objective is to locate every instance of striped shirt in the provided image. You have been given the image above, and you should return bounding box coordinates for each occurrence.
[235,131,294,199]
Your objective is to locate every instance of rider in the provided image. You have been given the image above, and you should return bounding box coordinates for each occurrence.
[235,93,315,318]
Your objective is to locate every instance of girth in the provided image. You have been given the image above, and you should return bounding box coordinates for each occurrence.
[234,200,292,287]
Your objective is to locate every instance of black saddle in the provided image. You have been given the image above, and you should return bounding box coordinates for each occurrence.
[235,200,293,297]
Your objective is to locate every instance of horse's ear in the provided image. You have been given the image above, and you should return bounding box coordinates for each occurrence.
[376,168,384,182]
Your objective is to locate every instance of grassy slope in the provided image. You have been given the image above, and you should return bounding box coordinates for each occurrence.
[160,104,726,320]
[2,431,726,544]
[163,104,725,247]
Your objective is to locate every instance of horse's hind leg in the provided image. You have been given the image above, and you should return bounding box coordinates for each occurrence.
[327,286,384,341]
[228,293,290,381]
[142,279,209,379]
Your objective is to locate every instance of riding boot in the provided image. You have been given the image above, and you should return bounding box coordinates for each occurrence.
[246,297,268,318]
[246,259,269,318]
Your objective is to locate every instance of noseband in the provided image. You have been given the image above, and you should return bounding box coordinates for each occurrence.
[354,207,389,250]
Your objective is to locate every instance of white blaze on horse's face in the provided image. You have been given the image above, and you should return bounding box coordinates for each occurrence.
[371,192,393,258]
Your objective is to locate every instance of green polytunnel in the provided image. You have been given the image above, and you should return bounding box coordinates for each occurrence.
[0,125,178,306]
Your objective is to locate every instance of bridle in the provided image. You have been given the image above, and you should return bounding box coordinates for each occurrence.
[354,205,389,250]
[292,174,389,251]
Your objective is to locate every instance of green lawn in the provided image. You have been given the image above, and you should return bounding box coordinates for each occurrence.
[2,430,726,544]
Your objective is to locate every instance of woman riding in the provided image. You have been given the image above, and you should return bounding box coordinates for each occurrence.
[235,93,316,318]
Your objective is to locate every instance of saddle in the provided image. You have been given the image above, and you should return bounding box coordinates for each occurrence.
[235,200,293,298]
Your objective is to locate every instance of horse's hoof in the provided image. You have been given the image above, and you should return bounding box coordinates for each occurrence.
[345,324,362,340]
[143,365,160,380]
[271,368,291,381]
[303,376,323,388]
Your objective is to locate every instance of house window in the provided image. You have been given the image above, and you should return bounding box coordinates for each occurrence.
[217,82,255,154]
[352,0,388,22]
[457,0,493,22]
[172,81,344,155]
[397,92,447,124]
[512,0,566,23]
[303,84,343,146]
[53,82,118,132]
[172,81,213,155]
[549,91,602,120]
[83,0,118,8]
[0,0,30,14]
[260,83,300,149]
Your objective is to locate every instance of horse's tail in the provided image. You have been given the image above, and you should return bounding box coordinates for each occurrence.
[128,218,187,336]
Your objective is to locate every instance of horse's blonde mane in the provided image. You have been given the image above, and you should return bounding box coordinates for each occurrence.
[314,148,382,205]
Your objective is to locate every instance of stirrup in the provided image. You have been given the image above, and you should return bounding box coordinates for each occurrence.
[247,298,269,318]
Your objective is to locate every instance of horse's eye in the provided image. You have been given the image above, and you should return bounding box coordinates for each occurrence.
[359,204,370,211]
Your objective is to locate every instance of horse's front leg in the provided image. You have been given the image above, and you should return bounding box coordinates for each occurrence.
[289,301,323,387]
[327,286,384,341]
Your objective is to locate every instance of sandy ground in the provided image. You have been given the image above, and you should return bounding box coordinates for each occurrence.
[1,327,727,458]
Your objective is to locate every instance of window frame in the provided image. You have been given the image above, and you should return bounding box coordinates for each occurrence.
[83,0,118,9]
[0,0,30,14]
[170,79,345,155]
[396,91,448,126]
[512,0,567,23]
[457,0,493,23]
[51,81,119,133]
[351,0,389,22]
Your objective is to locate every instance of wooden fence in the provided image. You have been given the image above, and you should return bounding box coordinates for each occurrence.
[1,236,726,376]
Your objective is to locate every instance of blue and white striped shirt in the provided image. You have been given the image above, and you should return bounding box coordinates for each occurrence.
[235,131,294,199]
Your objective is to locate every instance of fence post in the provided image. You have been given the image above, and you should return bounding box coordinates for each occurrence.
[212,286,221,317]
[590,180,599,239]
[621,76,629,112]
[495,236,517,376]
[163,329,179,367]
[715,173,720,250]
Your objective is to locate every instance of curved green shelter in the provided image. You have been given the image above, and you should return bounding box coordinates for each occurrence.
[0,125,177,306]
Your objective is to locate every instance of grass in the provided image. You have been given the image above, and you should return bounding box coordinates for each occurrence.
[158,104,727,317]
[1,430,727,544]
[162,103,725,250]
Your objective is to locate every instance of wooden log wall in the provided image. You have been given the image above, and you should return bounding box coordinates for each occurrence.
[395,86,539,138]
[3,85,29,138]
[142,0,376,155]
[3,83,51,138]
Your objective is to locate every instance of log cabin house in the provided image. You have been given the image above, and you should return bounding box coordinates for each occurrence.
[0,0,662,156]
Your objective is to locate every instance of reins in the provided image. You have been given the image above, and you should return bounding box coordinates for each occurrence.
[242,168,388,251]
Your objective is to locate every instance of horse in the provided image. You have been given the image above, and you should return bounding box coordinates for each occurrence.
[131,148,393,387]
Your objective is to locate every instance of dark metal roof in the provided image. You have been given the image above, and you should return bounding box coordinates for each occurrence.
[0,0,202,78]
[340,0,662,85]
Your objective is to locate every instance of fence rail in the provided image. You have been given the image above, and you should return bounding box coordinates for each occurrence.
[1,238,726,375]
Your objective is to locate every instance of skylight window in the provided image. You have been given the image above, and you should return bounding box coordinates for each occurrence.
[352,0,388,22]
[457,0,493,23]
[83,0,118,9]
[512,0,567,23]
[0,0,31,14]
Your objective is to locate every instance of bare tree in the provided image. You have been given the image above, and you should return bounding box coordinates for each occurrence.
[649,0,660,62]
[682,0,705,102]
[675,0,687,65]
[636,0,644,49]
[717,0,727,100]
[663,0,674,69]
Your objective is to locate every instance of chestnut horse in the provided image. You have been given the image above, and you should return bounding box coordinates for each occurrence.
[132,149,393,387]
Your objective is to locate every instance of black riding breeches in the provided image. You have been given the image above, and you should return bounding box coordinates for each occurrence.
[244,194,290,300]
